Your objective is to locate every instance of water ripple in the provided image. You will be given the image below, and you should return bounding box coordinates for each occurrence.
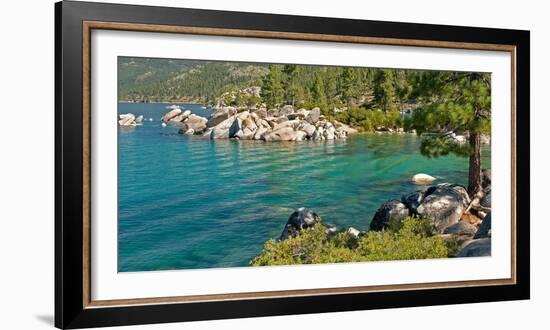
[117,103,490,272]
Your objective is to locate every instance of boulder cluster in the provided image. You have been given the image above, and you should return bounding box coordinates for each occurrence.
[369,179,492,257]
[371,183,473,232]
[279,174,492,258]
[161,107,208,135]
[162,105,358,141]
[118,113,144,127]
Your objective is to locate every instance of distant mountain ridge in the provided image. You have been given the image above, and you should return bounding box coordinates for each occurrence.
[118,57,268,103]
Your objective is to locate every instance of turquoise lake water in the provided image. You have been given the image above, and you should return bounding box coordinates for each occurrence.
[118,102,490,272]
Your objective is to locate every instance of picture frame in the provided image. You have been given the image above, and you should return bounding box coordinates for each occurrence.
[55,1,530,328]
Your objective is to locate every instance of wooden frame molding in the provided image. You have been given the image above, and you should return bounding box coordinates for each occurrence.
[84,20,517,52]
[81,20,517,309]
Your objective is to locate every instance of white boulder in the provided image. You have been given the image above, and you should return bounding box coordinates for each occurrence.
[412,173,436,184]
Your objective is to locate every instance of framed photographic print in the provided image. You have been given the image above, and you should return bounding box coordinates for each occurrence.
[55,1,530,328]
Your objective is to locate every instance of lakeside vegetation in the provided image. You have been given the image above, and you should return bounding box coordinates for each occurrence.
[250,217,449,266]
[119,57,493,267]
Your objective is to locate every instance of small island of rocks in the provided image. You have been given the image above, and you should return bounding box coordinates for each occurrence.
[161,105,358,141]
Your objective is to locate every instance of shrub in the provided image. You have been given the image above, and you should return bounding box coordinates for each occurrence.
[250,218,448,266]
[356,219,447,261]
[334,105,403,132]
[250,224,359,266]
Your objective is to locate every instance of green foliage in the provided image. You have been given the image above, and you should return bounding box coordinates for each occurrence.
[118,57,202,96]
[261,64,285,107]
[282,64,304,106]
[250,218,448,266]
[339,67,360,102]
[222,89,263,107]
[373,69,398,113]
[250,224,360,266]
[395,70,413,105]
[407,71,491,194]
[335,105,401,132]
[355,223,447,261]
[419,135,472,158]
[332,230,361,249]
[409,72,491,138]
[310,73,330,113]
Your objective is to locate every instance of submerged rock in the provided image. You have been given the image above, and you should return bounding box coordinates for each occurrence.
[280,208,321,240]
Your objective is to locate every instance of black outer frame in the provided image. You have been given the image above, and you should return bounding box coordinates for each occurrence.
[55,0,530,328]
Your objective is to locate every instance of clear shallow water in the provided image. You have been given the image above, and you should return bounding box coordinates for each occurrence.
[118,102,490,272]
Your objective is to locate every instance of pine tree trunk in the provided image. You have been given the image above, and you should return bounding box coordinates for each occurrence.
[467,132,482,196]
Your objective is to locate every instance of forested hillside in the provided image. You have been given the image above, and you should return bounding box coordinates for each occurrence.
[118,57,268,103]
[118,57,378,105]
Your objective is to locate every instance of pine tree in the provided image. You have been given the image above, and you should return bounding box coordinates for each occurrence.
[373,69,397,114]
[340,67,359,104]
[261,64,284,108]
[409,71,491,196]
[394,70,413,120]
[311,73,329,113]
[323,67,339,105]
[282,64,303,106]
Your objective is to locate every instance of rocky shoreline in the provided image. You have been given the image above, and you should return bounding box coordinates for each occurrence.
[161,105,358,141]
[119,104,491,144]
[274,172,492,259]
